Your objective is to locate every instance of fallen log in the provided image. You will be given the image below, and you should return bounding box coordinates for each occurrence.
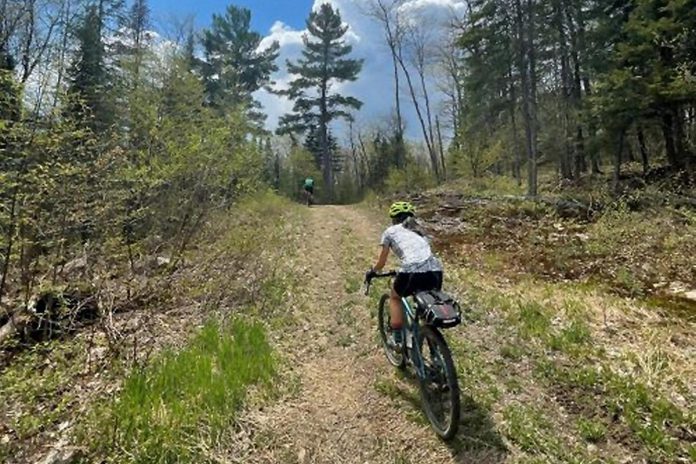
[0,287,98,346]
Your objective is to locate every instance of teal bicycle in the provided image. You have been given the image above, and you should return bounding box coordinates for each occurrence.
[365,271,462,440]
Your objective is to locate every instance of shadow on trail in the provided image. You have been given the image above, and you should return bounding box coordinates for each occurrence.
[387,371,508,463]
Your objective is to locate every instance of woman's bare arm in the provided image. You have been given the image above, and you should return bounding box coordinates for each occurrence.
[373,245,390,271]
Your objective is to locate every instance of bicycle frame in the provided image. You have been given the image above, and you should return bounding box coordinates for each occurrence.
[365,271,428,379]
[401,296,427,380]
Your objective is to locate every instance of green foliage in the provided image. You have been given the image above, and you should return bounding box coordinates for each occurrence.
[383,163,436,195]
[454,0,696,189]
[277,3,363,135]
[510,301,551,340]
[84,319,276,463]
[548,319,591,353]
[450,135,506,179]
[0,34,266,312]
[364,129,408,191]
[303,124,340,171]
[0,68,21,122]
[201,5,279,125]
[278,146,323,201]
[450,174,525,197]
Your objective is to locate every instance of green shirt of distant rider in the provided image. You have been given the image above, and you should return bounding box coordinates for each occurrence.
[367,202,443,347]
[303,177,314,196]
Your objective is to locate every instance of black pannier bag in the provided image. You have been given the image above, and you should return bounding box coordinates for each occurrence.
[414,290,462,328]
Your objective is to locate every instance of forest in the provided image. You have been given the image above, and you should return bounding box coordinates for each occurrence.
[2,0,695,301]
[1,0,695,463]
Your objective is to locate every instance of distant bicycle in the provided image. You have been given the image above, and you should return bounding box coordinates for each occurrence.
[304,189,314,207]
[365,271,462,440]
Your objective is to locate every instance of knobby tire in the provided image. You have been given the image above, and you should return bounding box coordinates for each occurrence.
[417,325,460,440]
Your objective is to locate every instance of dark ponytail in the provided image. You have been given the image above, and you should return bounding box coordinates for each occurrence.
[394,213,426,237]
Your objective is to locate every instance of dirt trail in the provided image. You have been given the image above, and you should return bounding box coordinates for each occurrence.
[231,205,503,464]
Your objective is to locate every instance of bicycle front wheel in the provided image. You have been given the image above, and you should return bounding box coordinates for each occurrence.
[417,325,460,440]
[378,294,405,369]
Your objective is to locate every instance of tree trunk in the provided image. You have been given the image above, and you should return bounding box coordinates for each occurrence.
[508,67,522,185]
[564,0,587,176]
[637,125,649,175]
[586,75,602,175]
[394,50,440,181]
[320,36,333,199]
[436,116,446,180]
[515,0,538,197]
[626,139,636,162]
[374,1,405,169]
[554,0,573,182]
[614,128,625,188]
[674,106,688,170]
[528,0,539,196]
[662,111,679,168]
[389,45,405,168]
[417,64,437,176]
[392,52,402,134]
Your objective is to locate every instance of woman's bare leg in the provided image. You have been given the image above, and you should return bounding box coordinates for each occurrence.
[389,287,404,328]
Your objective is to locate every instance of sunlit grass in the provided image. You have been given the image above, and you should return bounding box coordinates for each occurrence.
[84,319,276,463]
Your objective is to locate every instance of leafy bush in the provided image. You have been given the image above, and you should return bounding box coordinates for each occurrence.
[383,163,436,194]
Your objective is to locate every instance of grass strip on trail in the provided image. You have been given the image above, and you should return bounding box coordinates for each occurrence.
[82,319,276,463]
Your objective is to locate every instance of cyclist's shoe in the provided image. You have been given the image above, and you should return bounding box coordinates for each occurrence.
[387,329,403,350]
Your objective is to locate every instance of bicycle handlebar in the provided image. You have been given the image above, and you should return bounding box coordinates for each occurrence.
[364,271,397,295]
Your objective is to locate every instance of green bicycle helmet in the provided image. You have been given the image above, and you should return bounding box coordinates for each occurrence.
[389,201,415,218]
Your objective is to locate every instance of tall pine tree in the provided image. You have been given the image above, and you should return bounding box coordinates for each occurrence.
[67,4,112,132]
[277,3,363,198]
[201,5,279,125]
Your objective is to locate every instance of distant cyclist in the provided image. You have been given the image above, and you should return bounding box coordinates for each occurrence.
[303,177,315,205]
[366,202,443,348]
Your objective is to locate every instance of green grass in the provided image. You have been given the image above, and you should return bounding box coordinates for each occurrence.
[577,418,607,443]
[511,301,551,340]
[502,403,565,456]
[547,319,591,353]
[344,276,361,294]
[451,339,501,409]
[537,356,696,461]
[0,339,91,442]
[83,319,276,463]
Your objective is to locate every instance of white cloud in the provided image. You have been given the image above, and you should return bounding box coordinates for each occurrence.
[259,21,305,50]
[255,0,467,141]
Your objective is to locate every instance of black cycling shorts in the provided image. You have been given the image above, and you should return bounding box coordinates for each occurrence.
[394,271,443,297]
[304,185,314,194]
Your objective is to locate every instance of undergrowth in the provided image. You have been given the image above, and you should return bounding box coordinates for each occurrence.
[81,319,275,463]
[0,191,304,462]
[419,175,696,299]
[444,261,695,462]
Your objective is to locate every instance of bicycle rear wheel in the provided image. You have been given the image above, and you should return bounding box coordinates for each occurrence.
[378,294,405,369]
[417,325,460,440]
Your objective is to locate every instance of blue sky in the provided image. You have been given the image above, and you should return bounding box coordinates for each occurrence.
[149,0,313,34]
[146,0,468,140]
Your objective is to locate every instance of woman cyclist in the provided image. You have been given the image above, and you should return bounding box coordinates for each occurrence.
[366,201,443,348]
